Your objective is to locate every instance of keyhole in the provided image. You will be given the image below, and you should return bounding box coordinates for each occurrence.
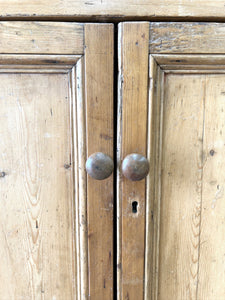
[132,201,138,213]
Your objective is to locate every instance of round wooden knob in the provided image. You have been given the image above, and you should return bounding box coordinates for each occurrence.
[122,153,149,181]
[86,152,114,180]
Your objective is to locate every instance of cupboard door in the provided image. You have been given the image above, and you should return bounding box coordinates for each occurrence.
[0,22,114,300]
[117,22,149,300]
[118,22,225,300]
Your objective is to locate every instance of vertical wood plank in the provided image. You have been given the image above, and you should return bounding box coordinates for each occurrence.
[74,59,89,300]
[84,24,114,300]
[146,62,164,300]
[158,74,205,300]
[0,73,76,299]
[198,75,225,299]
[117,22,149,300]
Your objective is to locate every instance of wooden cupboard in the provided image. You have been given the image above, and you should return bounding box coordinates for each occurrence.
[1,20,225,300]
[118,22,225,300]
[0,22,114,299]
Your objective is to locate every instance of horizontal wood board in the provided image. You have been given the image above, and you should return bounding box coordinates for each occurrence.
[1,1,225,20]
[0,22,84,54]
[150,22,225,54]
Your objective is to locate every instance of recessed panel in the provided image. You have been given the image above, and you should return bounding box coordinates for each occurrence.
[0,73,76,299]
[158,74,225,299]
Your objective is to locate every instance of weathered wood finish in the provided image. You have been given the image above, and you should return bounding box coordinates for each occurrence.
[74,57,89,299]
[145,57,164,300]
[145,22,225,299]
[0,22,84,54]
[117,22,149,300]
[198,75,225,299]
[85,24,114,300]
[0,67,77,300]
[150,22,225,54]
[0,22,114,299]
[153,54,225,65]
[153,72,225,300]
[159,73,205,299]
[1,1,225,20]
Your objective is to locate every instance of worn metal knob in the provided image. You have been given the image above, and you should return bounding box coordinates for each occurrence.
[122,153,149,181]
[86,152,114,180]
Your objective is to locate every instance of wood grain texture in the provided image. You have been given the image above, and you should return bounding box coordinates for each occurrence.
[0,22,84,54]
[153,72,225,300]
[0,54,81,65]
[117,22,149,300]
[198,75,225,299]
[0,54,82,74]
[145,58,164,300]
[161,65,225,71]
[157,74,205,299]
[0,71,76,299]
[150,22,225,54]
[1,0,225,19]
[149,24,225,300]
[0,22,114,299]
[164,70,225,74]
[153,54,225,66]
[74,58,89,300]
[84,24,114,300]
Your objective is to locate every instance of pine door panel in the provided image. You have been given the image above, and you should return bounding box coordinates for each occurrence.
[0,72,76,299]
[153,68,225,300]
[117,22,149,300]
[84,24,114,300]
[0,22,114,300]
[118,22,225,300]
[159,74,205,299]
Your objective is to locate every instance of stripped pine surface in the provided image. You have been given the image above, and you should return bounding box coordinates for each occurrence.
[117,22,149,300]
[85,24,114,300]
[0,22,84,54]
[0,73,76,299]
[198,75,225,299]
[150,22,225,54]
[1,0,225,19]
[158,74,205,299]
[156,73,225,299]
[0,22,114,299]
[147,22,225,300]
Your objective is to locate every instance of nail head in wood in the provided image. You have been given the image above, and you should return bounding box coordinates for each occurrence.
[0,171,6,178]
[122,153,149,181]
[86,152,114,180]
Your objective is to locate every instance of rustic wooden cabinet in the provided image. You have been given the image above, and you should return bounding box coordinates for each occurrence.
[118,22,225,300]
[0,22,114,299]
[1,20,225,300]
